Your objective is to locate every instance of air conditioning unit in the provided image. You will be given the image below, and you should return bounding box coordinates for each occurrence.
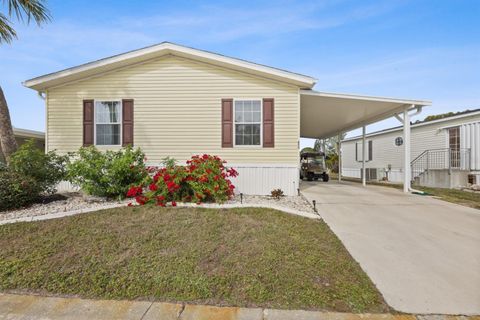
[360,168,385,181]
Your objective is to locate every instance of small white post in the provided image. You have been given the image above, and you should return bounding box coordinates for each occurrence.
[362,126,366,187]
[338,133,342,182]
[403,106,412,193]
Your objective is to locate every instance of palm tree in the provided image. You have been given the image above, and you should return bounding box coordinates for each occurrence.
[0,0,50,163]
[314,133,347,172]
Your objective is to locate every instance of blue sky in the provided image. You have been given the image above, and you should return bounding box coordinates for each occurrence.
[1,0,479,148]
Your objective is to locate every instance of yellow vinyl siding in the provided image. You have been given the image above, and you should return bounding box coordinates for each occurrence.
[46,55,300,164]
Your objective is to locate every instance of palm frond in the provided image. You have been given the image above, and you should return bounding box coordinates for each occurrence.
[4,0,51,25]
[0,13,16,43]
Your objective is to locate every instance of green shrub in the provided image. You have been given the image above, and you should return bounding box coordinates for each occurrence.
[0,169,42,211]
[270,188,284,199]
[67,146,148,199]
[9,140,69,194]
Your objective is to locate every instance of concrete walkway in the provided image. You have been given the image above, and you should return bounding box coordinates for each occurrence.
[0,293,475,320]
[301,181,480,315]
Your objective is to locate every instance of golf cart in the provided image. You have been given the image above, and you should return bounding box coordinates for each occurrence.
[300,151,329,182]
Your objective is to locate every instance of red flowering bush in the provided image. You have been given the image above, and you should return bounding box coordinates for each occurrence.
[126,154,238,206]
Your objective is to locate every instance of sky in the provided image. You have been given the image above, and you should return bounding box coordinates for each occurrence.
[1,0,479,149]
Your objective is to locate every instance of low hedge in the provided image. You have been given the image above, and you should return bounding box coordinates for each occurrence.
[67,146,148,199]
[0,169,42,211]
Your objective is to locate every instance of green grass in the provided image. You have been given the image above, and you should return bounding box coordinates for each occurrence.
[0,206,388,313]
[414,186,480,209]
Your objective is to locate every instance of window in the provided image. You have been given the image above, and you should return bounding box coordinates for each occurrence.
[95,101,121,145]
[448,127,460,150]
[234,100,261,146]
[355,141,373,161]
[395,137,403,146]
[448,127,460,168]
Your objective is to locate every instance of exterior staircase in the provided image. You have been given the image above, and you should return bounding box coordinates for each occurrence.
[411,148,471,188]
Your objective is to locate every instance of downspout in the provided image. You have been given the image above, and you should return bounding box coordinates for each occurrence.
[37,91,47,153]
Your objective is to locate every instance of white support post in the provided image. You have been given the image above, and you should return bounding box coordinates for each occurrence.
[338,133,342,182]
[362,126,366,187]
[322,139,327,169]
[403,106,412,193]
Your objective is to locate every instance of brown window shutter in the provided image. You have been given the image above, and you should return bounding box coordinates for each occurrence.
[263,98,274,148]
[83,100,94,146]
[221,99,233,148]
[122,99,134,146]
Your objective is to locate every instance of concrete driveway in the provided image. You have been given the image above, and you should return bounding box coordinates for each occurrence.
[301,180,480,315]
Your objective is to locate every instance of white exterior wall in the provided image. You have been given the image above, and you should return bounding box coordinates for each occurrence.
[460,121,480,171]
[341,113,480,183]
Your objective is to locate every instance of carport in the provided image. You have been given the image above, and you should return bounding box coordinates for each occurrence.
[300,90,431,192]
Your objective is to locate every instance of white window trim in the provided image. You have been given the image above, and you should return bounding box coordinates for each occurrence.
[355,140,372,162]
[394,136,403,147]
[94,99,123,146]
[233,98,263,148]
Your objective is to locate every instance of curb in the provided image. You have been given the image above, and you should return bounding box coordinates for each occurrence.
[0,294,478,320]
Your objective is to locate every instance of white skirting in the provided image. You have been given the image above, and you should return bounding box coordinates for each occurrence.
[56,164,300,196]
[56,181,80,193]
[341,167,361,179]
[341,167,404,182]
[229,165,300,196]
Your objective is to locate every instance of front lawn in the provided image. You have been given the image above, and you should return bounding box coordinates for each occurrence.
[415,186,480,209]
[0,207,388,312]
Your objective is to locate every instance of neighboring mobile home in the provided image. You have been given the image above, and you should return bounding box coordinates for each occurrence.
[23,42,430,195]
[341,109,480,188]
[0,128,45,163]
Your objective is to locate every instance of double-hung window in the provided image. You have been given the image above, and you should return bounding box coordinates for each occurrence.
[95,100,122,145]
[234,100,262,146]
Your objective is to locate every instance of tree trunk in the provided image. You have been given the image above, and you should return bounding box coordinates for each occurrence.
[0,86,18,163]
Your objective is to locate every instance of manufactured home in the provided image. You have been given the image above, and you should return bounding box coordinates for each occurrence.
[341,109,480,188]
[0,128,44,163]
[24,42,430,195]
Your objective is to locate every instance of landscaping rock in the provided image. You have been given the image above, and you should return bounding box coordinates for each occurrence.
[0,192,128,222]
[0,192,315,223]
[231,194,315,213]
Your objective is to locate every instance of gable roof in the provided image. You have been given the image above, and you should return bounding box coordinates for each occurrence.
[23,42,317,91]
[13,127,45,140]
[342,108,480,142]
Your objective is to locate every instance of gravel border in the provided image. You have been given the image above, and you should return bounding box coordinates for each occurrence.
[0,192,317,225]
[0,193,129,222]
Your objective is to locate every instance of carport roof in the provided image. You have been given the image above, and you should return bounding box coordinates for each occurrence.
[300,90,431,139]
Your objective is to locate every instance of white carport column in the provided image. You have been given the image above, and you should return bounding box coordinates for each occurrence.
[403,107,412,193]
[338,133,342,182]
[322,140,327,168]
[362,126,366,187]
